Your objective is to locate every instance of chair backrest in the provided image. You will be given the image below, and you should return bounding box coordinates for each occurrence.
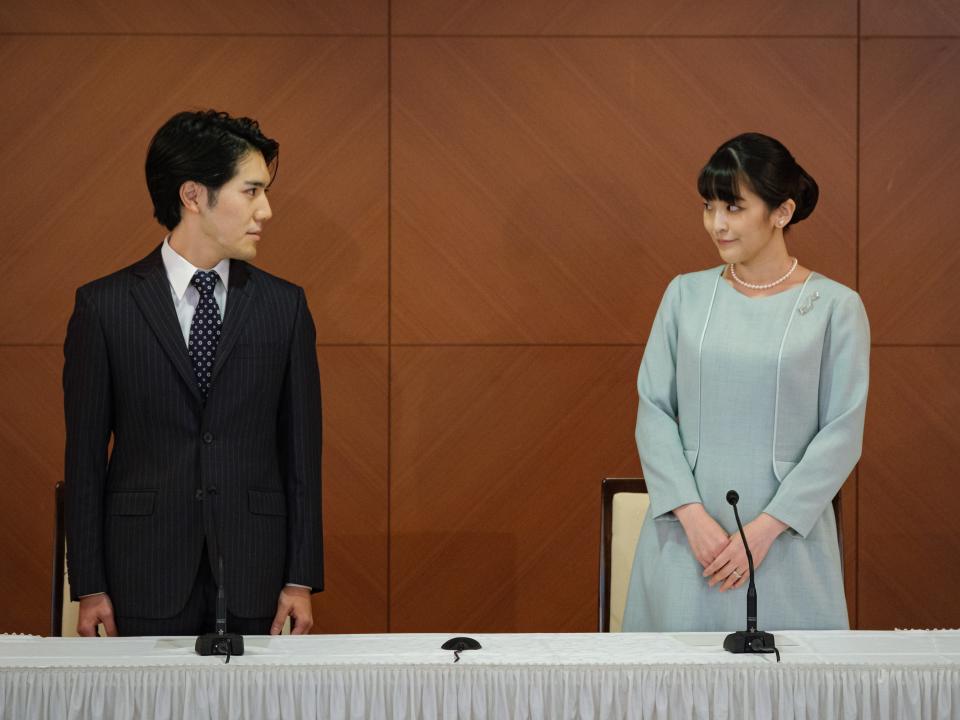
[599,477,647,632]
[52,482,80,637]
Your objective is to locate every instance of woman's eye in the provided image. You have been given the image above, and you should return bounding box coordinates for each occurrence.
[727,204,741,213]
[703,203,712,211]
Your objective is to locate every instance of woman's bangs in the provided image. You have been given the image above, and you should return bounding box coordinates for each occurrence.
[697,161,743,205]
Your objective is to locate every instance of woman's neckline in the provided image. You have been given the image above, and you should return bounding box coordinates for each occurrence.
[718,266,816,300]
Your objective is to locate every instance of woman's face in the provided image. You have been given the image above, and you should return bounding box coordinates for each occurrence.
[702,184,785,266]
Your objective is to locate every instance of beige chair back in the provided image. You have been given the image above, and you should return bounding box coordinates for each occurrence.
[599,477,647,632]
[609,491,649,632]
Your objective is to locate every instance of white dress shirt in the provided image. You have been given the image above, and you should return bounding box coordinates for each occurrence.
[161,237,230,345]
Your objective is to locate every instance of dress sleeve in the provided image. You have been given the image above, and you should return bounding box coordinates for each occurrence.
[636,276,703,519]
[763,291,870,538]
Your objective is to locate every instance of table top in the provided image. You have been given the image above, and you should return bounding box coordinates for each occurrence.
[3,630,960,670]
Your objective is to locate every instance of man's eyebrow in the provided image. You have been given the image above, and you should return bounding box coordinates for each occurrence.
[243,180,268,188]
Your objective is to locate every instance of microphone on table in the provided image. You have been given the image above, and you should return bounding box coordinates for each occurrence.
[722,490,780,662]
[196,503,245,662]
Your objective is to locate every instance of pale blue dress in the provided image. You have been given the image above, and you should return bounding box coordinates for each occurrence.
[623,269,869,632]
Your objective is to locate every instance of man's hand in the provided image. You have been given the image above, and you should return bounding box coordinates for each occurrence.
[270,586,313,635]
[703,513,789,591]
[673,503,731,569]
[77,593,118,637]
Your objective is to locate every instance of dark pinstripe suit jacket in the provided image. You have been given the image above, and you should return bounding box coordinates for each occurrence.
[63,246,323,619]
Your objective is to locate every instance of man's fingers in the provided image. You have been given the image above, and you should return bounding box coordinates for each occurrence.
[270,610,286,636]
[103,615,119,637]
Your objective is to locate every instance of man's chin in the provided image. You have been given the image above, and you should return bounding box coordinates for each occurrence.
[229,242,258,261]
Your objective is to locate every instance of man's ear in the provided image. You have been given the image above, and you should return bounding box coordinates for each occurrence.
[179,181,206,215]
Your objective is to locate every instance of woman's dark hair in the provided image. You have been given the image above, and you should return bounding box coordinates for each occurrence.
[697,132,818,227]
[145,110,280,231]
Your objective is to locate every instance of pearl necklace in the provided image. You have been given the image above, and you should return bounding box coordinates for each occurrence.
[729,258,798,290]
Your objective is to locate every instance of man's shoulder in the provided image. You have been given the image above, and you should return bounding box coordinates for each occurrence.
[75,250,159,302]
[240,262,305,306]
[242,262,302,292]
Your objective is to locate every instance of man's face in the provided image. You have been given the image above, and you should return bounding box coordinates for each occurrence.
[197,151,273,261]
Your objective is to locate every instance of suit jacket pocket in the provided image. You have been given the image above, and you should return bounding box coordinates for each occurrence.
[106,491,156,516]
[248,489,287,517]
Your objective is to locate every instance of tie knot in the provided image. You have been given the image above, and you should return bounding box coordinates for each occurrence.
[191,270,220,297]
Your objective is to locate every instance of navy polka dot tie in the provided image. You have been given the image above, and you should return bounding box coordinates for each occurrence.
[188,270,222,398]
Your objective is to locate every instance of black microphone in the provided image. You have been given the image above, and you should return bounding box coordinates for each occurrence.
[196,495,244,661]
[722,490,780,661]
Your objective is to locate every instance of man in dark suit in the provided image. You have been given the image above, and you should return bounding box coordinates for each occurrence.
[64,110,323,636]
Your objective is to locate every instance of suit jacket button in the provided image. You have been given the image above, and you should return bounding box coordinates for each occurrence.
[195,488,204,500]
[202,431,214,444]
[208,486,217,495]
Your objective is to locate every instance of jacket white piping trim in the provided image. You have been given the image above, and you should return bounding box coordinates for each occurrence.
[771,273,815,482]
[695,270,724,463]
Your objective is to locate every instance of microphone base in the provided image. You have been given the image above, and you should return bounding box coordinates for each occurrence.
[723,630,777,654]
[195,632,245,657]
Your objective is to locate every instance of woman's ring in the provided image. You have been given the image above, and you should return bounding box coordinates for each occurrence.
[732,569,743,579]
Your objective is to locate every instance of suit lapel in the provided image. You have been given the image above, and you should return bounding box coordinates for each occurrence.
[130,246,203,403]
[211,259,256,383]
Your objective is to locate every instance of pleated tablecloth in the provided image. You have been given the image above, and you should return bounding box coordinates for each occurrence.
[2,631,959,719]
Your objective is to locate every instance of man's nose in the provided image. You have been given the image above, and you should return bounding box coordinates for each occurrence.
[257,195,272,221]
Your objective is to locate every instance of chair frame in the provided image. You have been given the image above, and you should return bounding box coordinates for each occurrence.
[598,477,646,632]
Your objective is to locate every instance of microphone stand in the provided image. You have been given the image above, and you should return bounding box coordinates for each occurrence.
[196,496,244,662]
[723,490,780,662]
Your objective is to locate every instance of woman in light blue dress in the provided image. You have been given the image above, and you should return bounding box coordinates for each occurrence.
[623,133,870,631]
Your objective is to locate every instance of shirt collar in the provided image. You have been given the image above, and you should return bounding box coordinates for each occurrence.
[161,236,231,300]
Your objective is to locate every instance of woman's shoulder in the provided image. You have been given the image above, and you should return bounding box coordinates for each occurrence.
[805,272,869,335]
[807,272,865,308]
[667,265,725,295]
[677,265,726,285]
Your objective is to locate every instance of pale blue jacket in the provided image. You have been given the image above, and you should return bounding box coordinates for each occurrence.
[638,266,870,538]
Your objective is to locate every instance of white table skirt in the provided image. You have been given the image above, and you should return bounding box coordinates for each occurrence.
[2,631,959,720]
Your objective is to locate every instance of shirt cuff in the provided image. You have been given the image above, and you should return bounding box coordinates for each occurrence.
[285,583,311,591]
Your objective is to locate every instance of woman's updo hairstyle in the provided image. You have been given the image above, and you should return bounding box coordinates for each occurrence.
[697,132,819,227]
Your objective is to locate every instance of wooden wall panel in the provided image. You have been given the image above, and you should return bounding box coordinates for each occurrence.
[0,349,63,635]
[392,38,856,344]
[859,348,960,629]
[860,39,960,345]
[390,346,643,632]
[0,36,388,345]
[861,0,960,36]
[312,347,389,633]
[393,0,856,36]
[0,0,386,34]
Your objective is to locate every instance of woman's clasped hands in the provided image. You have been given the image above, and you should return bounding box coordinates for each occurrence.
[674,503,787,592]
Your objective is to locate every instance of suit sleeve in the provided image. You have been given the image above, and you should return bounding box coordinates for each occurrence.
[278,288,324,591]
[636,276,704,519]
[63,287,113,599]
[763,292,870,538]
